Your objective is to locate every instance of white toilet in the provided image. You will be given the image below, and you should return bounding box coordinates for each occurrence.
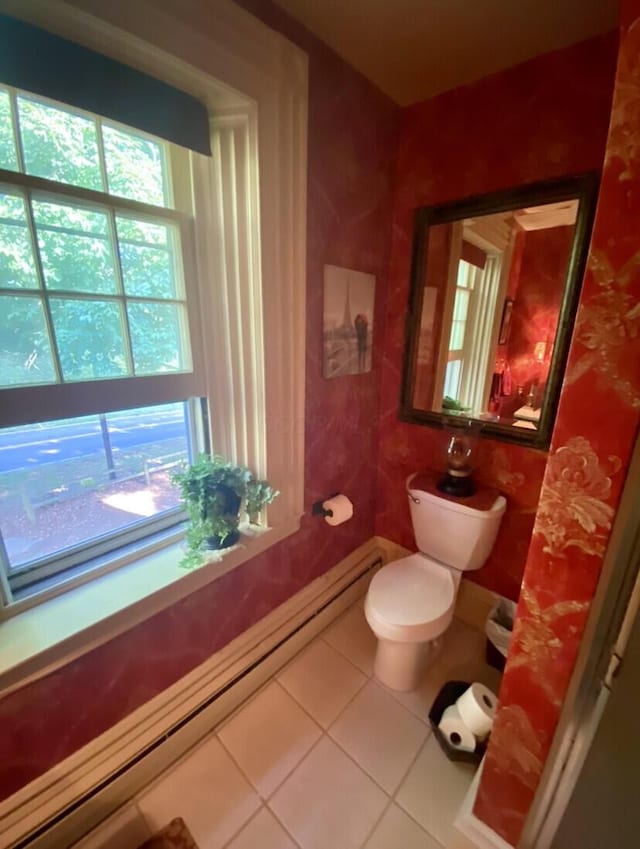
[365,472,506,691]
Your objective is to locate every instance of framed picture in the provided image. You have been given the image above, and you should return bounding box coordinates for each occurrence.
[498,298,514,345]
[323,265,376,378]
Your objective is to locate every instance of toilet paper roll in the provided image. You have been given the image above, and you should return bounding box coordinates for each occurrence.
[438,704,476,753]
[455,682,497,739]
[323,494,354,526]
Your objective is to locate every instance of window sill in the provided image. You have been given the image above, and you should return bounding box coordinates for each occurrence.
[0,515,301,695]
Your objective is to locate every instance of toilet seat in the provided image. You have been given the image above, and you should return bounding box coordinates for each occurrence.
[365,553,457,644]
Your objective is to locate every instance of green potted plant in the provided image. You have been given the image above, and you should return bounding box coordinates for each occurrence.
[442,395,471,413]
[172,454,278,568]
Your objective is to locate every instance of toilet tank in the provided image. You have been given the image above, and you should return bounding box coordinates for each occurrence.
[407,472,506,571]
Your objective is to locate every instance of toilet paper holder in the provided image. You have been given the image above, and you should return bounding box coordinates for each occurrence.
[311,493,339,518]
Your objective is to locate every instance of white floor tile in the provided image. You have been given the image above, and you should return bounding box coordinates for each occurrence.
[364,803,443,849]
[383,619,501,722]
[269,737,387,849]
[126,607,490,849]
[224,808,298,849]
[380,665,447,724]
[396,736,475,846]
[278,639,366,728]
[322,603,378,675]
[218,681,321,798]
[73,804,151,849]
[329,681,428,793]
[137,735,260,849]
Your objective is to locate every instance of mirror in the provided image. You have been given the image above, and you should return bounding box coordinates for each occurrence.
[400,175,598,448]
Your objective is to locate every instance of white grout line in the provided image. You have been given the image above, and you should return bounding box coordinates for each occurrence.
[276,649,369,730]
[134,602,482,849]
[132,801,154,842]
[213,682,323,803]
[217,805,264,849]
[319,609,376,677]
[265,678,416,805]
[318,631,375,678]
[391,734,430,806]
[218,804,304,849]
[212,622,439,807]
[359,795,394,849]
[392,734,476,847]
[263,731,326,801]
[214,671,281,732]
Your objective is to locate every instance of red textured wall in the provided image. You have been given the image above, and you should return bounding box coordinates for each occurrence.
[376,32,617,603]
[474,2,640,842]
[500,226,574,407]
[0,1,398,802]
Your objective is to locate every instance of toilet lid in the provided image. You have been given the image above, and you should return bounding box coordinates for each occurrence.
[368,553,456,628]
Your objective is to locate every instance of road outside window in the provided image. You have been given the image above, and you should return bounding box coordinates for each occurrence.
[0,402,192,586]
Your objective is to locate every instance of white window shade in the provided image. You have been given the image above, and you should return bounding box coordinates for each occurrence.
[193,106,306,527]
[193,113,265,475]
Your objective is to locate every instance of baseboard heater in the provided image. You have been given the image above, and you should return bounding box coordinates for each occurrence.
[10,546,384,849]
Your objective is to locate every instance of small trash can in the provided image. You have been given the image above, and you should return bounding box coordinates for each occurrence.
[485,596,517,672]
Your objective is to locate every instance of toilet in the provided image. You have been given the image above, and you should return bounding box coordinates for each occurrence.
[365,471,506,691]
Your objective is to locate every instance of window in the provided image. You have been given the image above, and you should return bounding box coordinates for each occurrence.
[0,3,307,624]
[0,1,308,835]
[443,250,503,413]
[0,89,194,389]
[0,86,207,599]
[444,259,478,399]
[1,402,196,595]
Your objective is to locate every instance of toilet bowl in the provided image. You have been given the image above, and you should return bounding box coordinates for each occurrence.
[365,553,459,691]
[365,471,506,691]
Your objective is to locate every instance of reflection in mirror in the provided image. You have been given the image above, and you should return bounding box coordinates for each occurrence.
[414,201,577,430]
[402,175,598,448]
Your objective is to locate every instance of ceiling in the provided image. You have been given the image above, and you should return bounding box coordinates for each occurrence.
[271,0,619,106]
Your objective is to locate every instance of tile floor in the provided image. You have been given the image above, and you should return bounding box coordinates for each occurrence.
[77,601,502,849]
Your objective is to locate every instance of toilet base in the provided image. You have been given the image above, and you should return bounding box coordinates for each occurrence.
[373,635,443,692]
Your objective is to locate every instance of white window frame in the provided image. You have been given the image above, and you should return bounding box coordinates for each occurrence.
[0,0,307,616]
[435,221,508,415]
[455,254,503,413]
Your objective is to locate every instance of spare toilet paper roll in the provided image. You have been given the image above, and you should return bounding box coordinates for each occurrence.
[455,682,497,739]
[323,494,354,526]
[438,704,476,753]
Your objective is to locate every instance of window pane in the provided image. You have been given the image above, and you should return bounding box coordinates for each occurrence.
[444,359,462,399]
[0,295,56,386]
[0,90,18,172]
[103,124,167,207]
[458,261,478,290]
[453,288,470,321]
[449,319,465,350]
[0,191,39,289]
[49,298,129,380]
[0,402,190,572]
[32,199,117,294]
[128,302,190,374]
[18,95,102,191]
[116,216,179,299]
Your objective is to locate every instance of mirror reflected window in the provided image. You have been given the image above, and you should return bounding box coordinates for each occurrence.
[402,176,598,448]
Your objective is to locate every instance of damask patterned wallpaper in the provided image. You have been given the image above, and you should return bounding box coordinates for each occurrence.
[474,1,640,842]
[375,32,617,602]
